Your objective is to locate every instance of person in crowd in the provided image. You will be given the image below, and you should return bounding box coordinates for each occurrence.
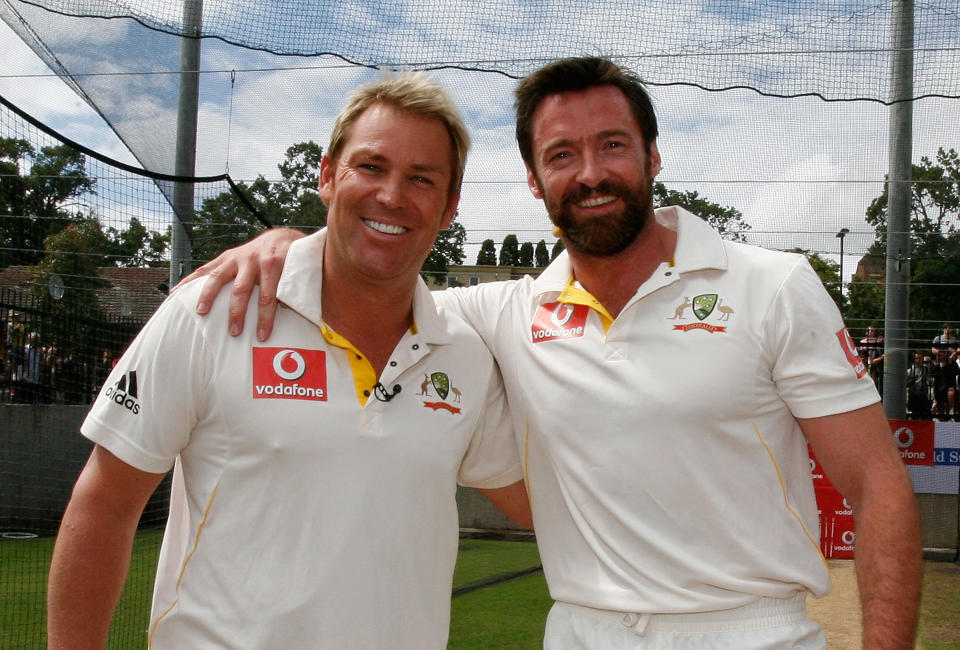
[931,347,958,420]
[47,73,528,650]
[905,350,932,419]
[184,57,921,649]
[931,322,958,357]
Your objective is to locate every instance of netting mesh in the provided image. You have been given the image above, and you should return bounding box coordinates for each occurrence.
[1,1,959,647]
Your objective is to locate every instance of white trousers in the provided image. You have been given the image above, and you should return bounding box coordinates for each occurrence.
[543,593,826,650]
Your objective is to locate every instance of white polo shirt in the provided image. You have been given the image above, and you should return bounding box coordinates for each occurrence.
[82,229,522,649]
[437,206,879,614]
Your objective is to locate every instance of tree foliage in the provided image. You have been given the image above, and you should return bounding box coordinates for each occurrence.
[653,182,751,242]
[476,238,497,265]
[535,239,550,267]
[551,238,565,260]
[1,138,95,267]
[498,234,519,266]
[192,141,328,265]
[422,221,466,283]
[518,241,534,267]
[850,147,960,332]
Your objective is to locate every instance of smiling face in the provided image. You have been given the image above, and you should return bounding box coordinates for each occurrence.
[526,85,661,257]
[319,102,458,286]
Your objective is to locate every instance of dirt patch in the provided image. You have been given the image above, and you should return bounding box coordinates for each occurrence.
[807,560,960,649]
[808,560,861,649]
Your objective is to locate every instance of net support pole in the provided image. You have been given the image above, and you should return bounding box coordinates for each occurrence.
[169,0,203,287]
[882,0,913,419]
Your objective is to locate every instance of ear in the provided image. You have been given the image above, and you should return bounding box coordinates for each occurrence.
[648,139,662,177]
[439,192,460,231]
[318,156,334,204]
[526,165,544,199]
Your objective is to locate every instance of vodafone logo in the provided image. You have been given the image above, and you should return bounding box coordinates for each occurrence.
[550,303,576,327]
[835,328,867,378]
[531,302,589,344]
[894,426,914,448]
[840,530,856,545]
[252,347,327,401]
[273,350,306,381]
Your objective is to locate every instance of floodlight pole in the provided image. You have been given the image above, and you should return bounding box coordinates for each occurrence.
[882,0,913,418]
[170,0,203,288]
[836,227,849,294]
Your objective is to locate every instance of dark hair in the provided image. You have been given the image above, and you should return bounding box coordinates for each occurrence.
[514,57,658,169]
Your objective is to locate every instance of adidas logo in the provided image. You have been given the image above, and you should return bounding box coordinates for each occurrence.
[105,370,141,415]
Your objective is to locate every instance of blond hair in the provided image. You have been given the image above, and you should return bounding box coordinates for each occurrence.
[328,73,470,195]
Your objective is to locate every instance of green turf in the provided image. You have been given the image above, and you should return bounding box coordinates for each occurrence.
[0,529,163,650]
[3,532,956,649]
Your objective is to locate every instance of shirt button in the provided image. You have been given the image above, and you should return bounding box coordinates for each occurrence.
[355,354,362,360]
[390,361,397,367]
[665,271,673,276]
[412,344,419,350]
[363,390,370,397]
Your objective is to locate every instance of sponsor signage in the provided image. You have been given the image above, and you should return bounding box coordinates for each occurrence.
[531,302,588,343]
[252,347,327,401]
[888,419,935,466]
[835,328,867,378]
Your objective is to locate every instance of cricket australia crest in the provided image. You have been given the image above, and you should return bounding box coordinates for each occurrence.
[692,294,718,320]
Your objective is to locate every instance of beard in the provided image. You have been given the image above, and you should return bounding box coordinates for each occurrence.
[546,176,655,257]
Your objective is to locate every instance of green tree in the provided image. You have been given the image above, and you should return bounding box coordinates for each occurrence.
[786,248,845,312]
[105,216,169,267]
[499,234,519,266]
[0,138,95,267]
[851,147,960,331]
[192,142,328,265]
[534,239,550,267]
[32,218,111,311]
[476,238,497,265]
[518,241,534,267]
[653,182,751,242]
[551,238,565,260]
[422,221,466,283]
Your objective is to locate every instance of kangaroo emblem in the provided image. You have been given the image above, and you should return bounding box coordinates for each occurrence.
[416,373,431,396]
[668,296,692,320]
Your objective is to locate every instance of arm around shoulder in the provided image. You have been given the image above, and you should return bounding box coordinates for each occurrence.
[47,445,167,649]
[799,403,921,650]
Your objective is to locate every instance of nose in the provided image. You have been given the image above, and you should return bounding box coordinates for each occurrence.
[376,172,405,210]
[574,149,606,189]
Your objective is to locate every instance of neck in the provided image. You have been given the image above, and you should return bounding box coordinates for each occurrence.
[566,217,676,319]
[321,261,418,376]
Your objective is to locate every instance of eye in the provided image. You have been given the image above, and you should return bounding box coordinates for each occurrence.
[360,163,382,172]
[411,175,435,186]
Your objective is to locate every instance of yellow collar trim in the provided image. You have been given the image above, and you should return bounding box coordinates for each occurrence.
[557,275,614,333]
[321,323,376,406]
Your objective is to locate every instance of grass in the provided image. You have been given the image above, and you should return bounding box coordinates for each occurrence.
[0,529,163,650]
[1,532,956,649]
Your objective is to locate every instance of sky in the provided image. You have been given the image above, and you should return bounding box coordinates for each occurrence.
[1,5,959,283]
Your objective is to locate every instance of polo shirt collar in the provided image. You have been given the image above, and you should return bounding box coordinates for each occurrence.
[276,228,452,345]
[531,205,729,301]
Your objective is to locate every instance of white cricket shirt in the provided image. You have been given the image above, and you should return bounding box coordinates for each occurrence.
[82,229,522,648]
[436,206,879,613]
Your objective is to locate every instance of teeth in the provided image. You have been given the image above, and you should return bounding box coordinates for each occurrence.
[578,195,616,208]
[364,219,407,235]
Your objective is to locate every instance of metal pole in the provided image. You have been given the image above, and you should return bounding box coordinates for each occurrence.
[836,228,849,295]
[882,0,913,418]
[169,0,203,288]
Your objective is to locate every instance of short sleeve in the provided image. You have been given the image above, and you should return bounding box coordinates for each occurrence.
[456,358,523,489]
[81,292,210,473]
[767,257,881,419]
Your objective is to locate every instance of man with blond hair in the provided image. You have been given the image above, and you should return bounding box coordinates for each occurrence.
[47,74,528,649]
